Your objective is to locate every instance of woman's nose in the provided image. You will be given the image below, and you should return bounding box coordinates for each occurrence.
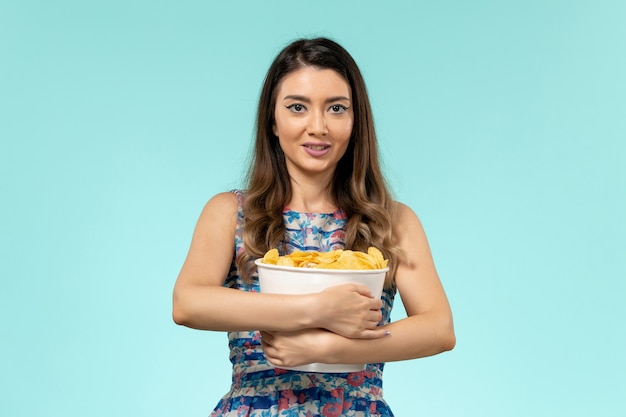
[306,111,328,136]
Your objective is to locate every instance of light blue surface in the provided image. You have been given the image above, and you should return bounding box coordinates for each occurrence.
[1,1,624,416]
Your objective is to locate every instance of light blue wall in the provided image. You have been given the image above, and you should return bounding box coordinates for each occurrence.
[1,1,624,416]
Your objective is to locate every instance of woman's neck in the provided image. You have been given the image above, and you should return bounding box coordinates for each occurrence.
[287,173,337,213]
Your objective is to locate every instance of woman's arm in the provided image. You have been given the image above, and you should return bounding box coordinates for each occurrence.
[172,192,387,338]
[261,202,455,366]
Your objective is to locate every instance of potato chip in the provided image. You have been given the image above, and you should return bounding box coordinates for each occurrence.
[260,247,387,270]
[367,246,388,269]
[353,252,378,269]
[262,248,279,265]
[277,257,296,267]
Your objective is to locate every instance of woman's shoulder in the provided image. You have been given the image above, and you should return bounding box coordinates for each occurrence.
[199,190,242,221]
[389,200,431,248]
[389,200,412,216]
[208,190,239,206]
[390,200,423,229]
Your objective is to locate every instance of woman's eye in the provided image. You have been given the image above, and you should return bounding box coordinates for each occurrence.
[329,104,347,114]
[287,104,305,113]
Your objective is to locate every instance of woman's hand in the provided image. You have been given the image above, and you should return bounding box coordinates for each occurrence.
[310,283,386,339]
[261,329,339,368]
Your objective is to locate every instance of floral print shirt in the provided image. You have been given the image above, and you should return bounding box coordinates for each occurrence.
[211,190,397,416]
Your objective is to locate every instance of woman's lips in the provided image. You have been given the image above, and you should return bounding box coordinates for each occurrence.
[303,143,331,156]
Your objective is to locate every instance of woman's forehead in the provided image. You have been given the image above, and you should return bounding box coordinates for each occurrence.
[276,67,351,99]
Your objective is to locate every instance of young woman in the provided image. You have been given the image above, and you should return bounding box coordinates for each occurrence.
[173,37,455,416]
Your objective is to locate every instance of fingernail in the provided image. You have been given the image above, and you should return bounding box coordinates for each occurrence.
[385,331,391,336]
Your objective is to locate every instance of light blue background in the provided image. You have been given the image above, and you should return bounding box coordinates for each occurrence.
[1,1,624,416]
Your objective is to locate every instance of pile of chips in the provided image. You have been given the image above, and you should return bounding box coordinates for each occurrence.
[261,247,388,270]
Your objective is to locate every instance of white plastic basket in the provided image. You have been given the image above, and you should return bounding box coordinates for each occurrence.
[255,259,388,373]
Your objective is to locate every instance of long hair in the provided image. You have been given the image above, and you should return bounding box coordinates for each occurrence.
[237,37,402,286]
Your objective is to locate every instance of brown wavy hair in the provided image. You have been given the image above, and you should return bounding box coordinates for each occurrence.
[237,37,402,287]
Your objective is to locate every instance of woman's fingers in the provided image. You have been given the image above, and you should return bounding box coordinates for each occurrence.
[260,332,280,364]
[368,307,383,324]
[260,331,274,346]
[305,283,387,338]
[352,284,375,298]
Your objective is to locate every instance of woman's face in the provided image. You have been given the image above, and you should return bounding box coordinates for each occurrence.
[272,66,353,182]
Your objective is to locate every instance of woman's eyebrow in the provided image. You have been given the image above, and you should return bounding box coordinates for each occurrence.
[282,94,351,103]
[282,95,311,103]
[325,96,351,103]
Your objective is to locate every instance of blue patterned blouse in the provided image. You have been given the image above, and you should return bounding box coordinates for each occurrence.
[211,190,397,417]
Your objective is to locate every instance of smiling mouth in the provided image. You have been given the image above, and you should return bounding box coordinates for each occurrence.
[304,145,330,150]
